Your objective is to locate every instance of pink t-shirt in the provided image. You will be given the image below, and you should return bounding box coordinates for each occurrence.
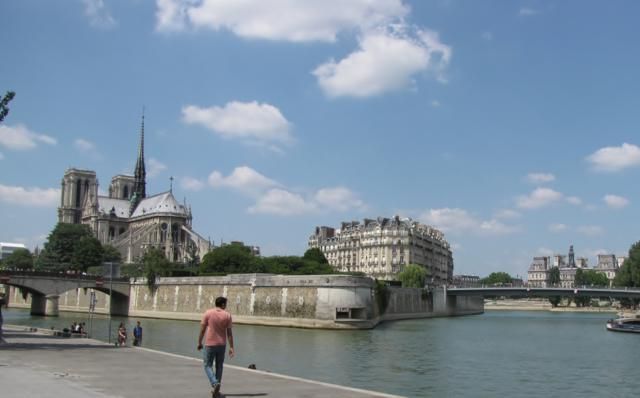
[201,308,233,347]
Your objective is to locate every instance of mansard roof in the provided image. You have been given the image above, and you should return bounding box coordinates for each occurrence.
[130,191,188,218]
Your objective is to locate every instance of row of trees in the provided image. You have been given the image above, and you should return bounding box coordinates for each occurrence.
[1,223,121,272]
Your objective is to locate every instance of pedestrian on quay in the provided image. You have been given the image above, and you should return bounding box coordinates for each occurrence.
[116,322,127,347]
[0,292,7,343]
[133,321,142,346]
[197,296,235,398]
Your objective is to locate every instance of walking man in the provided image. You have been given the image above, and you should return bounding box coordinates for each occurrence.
[197,296,235,398]
[133,321,143,346]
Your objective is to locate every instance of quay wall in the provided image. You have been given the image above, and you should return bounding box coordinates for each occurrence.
[4,274,483,329]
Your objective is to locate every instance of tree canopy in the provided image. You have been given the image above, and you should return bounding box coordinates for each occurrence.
[2,248,33,270]
[38,223,96,271]
[200,243,257,274]
[142,247,172,290]
[614,241,640,288]
[548,267,561,285]
[397,264,428,288]
[0,91,15,123]
[574,268,609,287]
[481,272,513,286]
[102,244,122,264]
[303,248,328,264]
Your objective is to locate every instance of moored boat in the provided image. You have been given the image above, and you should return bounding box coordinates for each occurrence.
[606,315,640,333]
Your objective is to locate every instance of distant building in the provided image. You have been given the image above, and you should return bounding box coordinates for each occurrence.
[309,216,453,284]
[57,115,211,264]
[527,245,621,288]
[0,242,27,261]
[594,254,620,287]
[453,275,480,287]
[527,256,551,287]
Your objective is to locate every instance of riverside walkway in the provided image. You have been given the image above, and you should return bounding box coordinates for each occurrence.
[0,326,401,398]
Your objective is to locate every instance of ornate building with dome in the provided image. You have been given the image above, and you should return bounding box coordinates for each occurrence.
[57,115,211,263]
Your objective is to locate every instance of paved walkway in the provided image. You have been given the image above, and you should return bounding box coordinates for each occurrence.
[0,326,402,398]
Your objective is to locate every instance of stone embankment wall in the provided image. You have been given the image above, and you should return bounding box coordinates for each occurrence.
[6,274,483,329]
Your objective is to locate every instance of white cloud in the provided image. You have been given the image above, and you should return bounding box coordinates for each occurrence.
[516,187,563,209]
[82,0,116,29]
[0,184,60,207]
[548,223,567,232]
[147,158,168,178]
[0,124,57,150]
[566,196,582,206]
[314,28,451,98]
[314,187,366,212]
[586,143,640,172]
[183,101,292,148]
[419,208,518,236]
[603,194,630,209]
[576,225,604,237]
[526,172,555,184]
[494,209,521,219]
[208,166,279,196]
[74,138,96,152]
[155,0,408,42]
[519,7,539,16]
[180,176,205,191]
[248,188,317,216]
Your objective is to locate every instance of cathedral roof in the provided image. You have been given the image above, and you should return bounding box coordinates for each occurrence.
[97,197,130,218]
[130,191,188,218]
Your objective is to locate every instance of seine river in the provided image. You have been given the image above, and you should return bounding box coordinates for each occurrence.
[4,308,639,397]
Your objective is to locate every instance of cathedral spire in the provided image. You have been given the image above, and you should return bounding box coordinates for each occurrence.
[133,108,147,201]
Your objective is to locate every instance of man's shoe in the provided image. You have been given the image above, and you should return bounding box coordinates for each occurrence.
[212,383,221,398]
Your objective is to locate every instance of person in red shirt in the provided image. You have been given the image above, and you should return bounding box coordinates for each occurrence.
[197,296,235,398]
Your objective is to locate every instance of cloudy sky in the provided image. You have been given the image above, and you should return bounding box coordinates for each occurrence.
[2,0,639,278]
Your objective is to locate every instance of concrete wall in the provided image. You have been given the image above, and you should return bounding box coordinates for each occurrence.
[5,276,484,329]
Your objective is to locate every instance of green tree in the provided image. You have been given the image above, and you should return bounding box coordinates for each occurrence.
[142,248,171,290]
[0,91,15,123]
[102,244,122,263]
[303,248,328,264]
[548,266,562,306]
[614,241,640,288]
[200,243,257,274]
[71,236,104,272]
[39,223,95,271]
[397,264,428,288]
[3,248,33,270]
[549,267,560,285]
[481,272,513,286]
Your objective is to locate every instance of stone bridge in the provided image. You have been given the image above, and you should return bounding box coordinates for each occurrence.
[0,271,131,316]
[446,286,640,299]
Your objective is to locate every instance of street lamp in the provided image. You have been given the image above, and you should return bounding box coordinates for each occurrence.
[105,262,114,344]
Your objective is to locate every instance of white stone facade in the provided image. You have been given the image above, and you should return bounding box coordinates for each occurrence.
[308,216,453,284]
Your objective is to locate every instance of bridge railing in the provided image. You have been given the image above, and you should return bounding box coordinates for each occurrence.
[0,269,129,282]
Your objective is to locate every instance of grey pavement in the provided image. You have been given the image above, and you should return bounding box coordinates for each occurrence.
[0,326,403,398]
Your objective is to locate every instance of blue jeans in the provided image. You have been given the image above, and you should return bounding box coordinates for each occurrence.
[203,345,226,386]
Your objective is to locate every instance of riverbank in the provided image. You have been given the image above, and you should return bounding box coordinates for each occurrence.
[484,299,618,313]
[0,325,401,398]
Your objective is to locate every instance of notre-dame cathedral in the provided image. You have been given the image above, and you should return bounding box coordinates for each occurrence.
[57,115,211,263]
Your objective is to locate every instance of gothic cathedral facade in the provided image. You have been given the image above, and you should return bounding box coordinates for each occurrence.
[57,115,211,264]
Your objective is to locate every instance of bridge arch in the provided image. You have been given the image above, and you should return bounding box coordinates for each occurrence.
[1,271,130,317]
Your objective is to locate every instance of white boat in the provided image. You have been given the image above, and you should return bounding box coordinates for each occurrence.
[606,314,640,334]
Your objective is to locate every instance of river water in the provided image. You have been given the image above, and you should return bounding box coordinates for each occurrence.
[4,308,639,397]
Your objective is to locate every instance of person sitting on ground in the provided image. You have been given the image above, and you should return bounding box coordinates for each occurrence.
[117,322,127,347]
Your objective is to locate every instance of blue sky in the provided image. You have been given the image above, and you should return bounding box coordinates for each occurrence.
[2,0,640,278]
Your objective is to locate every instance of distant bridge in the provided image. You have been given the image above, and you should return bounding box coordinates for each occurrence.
[446,286,640,299]
[0,270,130,316]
